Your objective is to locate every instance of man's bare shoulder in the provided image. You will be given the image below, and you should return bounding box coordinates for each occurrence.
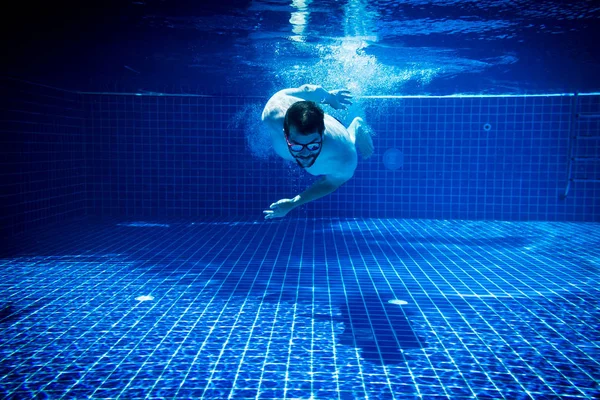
[262,91,303,123]
[261,103,285,123]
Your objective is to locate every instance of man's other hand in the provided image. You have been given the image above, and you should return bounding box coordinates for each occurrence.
[326,90,352,110]
[263,198,297,220]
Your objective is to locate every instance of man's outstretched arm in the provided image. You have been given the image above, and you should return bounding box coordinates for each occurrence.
[281,84,352,110]
[263,175,350,220]
[261,84,352,129]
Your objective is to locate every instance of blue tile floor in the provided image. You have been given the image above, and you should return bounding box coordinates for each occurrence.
[0,217,599,399]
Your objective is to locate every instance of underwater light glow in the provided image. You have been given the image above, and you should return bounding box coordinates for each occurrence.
[383,148,404,171]
[118,222,170,228]
[135,295,154,301]
[360,92,599,99]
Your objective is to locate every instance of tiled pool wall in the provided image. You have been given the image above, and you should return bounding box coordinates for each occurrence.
[2,78,599,237]
[0,78,87,238]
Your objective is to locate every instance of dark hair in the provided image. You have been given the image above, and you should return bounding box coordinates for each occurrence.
[283,101,325,136]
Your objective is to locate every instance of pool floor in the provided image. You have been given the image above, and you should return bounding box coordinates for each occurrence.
[0,217,599,399]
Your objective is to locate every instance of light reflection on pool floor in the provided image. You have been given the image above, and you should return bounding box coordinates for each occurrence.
[0,217,598,399]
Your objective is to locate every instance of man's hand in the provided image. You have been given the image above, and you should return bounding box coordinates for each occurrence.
[325,89,352,110]
[263,198,297,220]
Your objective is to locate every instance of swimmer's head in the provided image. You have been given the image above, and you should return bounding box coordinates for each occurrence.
[283,101,324,169]
[283,101,325,137]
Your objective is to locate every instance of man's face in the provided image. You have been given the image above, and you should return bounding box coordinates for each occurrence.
[286,126,323,168]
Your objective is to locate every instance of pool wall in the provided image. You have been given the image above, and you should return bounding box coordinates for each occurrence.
[2,78,599,237]
[1,78,87,238]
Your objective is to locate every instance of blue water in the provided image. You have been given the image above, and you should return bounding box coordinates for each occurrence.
[1,217,598,398]
[2,1,600,398]
[3,0,600,95]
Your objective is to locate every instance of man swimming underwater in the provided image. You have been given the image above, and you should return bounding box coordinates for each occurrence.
[261,84,374,219]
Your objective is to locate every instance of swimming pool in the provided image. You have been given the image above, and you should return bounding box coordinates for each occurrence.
[2,0,600,398]
[2,67,600,399]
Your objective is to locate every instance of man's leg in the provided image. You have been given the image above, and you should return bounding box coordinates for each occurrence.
[348,117,373,159]
[346,117,361,140]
